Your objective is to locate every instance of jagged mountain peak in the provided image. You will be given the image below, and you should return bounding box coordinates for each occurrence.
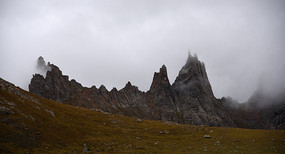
[123,81,134,89]
[28,56,285,129]
[172,53,214,97]
[120,81,140,93]
[46,64,63,78]
[150,65,171,93]
[125,81,132,87]
[178,52,205,77]
[37,56,45,67]
[111,87,118,92]
[186,52,198,63]
[99,85,107,91]
[36,56,51,76]
[160,64,167,73]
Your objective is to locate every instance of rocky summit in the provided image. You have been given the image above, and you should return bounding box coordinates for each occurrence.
[29,54,285,129]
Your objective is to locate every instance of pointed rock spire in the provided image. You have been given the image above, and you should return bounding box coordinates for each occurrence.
[125,81,132,88]
[150,65,171,93]
[121,81,139,92]
[99,85,107,91]
[36,56,51,76]
[172,53,214,97]
[37,56,46,69]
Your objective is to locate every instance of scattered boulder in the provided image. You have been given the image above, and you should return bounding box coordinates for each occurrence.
[82,144,90,153]
[0,106,14,115]
[83,144,88,153]
[44,109,55,118]
[110,120,117,124]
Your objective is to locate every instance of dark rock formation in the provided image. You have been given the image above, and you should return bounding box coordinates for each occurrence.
[30,64,70,102]
[247,88,285,129]
[149,65,181,122]
[172,54,235,126]
[222,87,285,129]
[29,54,285,129]
[172,53,213,97]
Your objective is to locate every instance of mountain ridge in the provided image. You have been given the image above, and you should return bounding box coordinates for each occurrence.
[1,77,285,153]
[29,54,285,129]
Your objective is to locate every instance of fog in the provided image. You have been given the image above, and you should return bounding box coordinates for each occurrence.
[1,0,285,102]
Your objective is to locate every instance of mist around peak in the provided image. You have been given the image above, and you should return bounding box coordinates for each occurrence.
[36,56,51,77]
[172,52,214,98]
[247,73,285,108]
[1,0,285,103]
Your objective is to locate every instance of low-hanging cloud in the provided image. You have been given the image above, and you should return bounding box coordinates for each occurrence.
[0,0,285,102]
[36,56,51,76]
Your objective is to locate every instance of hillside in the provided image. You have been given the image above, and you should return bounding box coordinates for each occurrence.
[1,78,285,153]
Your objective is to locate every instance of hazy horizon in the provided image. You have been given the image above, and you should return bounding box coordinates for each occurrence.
[1,0,285,102]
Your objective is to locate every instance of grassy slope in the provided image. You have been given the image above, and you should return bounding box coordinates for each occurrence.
[0,88,285,153]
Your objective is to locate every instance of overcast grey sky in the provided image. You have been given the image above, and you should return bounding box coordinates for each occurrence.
[1,0,285,102]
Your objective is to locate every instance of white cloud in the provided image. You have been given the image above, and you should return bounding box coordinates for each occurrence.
[1,0,285,102]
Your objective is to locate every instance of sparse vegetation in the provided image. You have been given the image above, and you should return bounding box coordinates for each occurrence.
[1,88,285,153]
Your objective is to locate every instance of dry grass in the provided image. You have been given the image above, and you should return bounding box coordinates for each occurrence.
[0,89,285,153]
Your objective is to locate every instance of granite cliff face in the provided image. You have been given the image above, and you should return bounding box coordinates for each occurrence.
[29,55,285,129]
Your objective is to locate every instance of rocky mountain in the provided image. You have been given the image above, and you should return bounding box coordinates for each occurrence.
[171,54,235,127]
[2,77,285,153]
[29,54,285,129]
[221,87,285,129]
